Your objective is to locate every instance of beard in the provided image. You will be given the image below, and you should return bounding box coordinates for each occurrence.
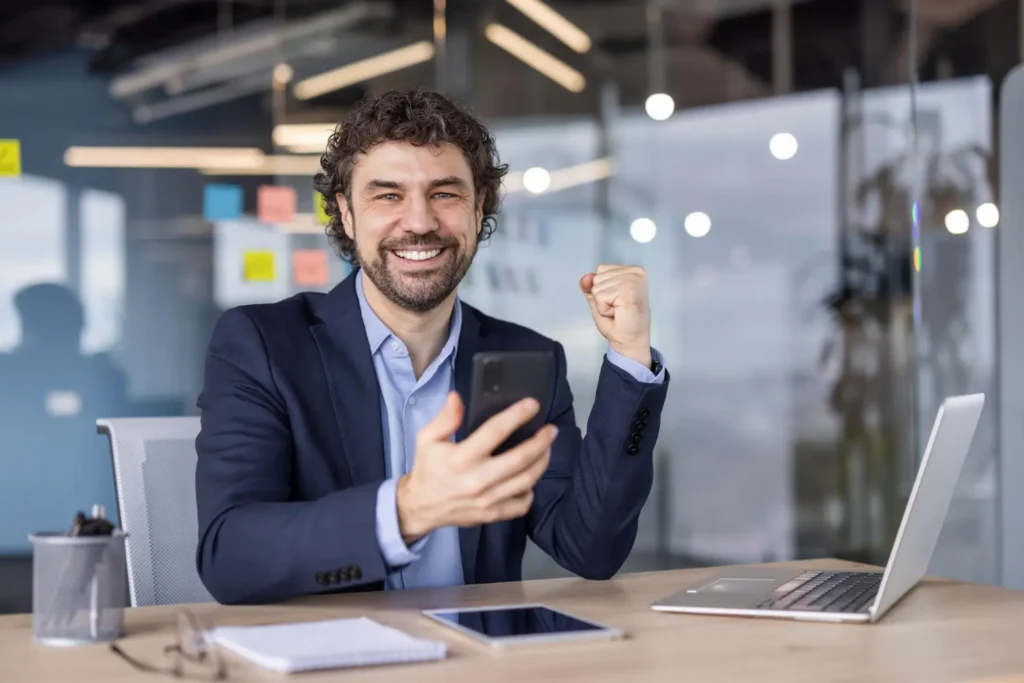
[357,226,476,314]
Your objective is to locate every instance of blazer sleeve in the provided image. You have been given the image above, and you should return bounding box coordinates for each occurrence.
[526,342,669,580]
[194,308,387,605]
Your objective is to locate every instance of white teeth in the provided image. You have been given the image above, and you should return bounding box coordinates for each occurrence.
[394,248,442,261]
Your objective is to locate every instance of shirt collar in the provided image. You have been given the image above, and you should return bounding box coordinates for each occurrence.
[354,268,462,361]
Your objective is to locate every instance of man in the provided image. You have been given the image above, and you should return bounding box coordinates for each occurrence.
[194,89,669,605]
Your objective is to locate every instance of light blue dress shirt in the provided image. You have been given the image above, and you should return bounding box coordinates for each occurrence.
[356,270,666,590]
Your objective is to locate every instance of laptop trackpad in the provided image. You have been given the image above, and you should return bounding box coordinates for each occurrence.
[678,577,778,608]
[697,578,776,595]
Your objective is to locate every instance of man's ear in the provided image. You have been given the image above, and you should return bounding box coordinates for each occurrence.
[337,193,354,240]
[476,195,485,236]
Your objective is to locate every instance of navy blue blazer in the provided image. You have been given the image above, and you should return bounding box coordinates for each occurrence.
[194,271,669,605]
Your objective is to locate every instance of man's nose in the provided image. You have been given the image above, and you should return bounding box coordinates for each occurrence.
[402,195,438,234]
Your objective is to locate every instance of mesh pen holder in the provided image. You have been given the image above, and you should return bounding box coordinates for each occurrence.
[29,530,129,646]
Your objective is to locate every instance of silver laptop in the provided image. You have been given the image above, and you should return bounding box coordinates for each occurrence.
[651,393,985,624]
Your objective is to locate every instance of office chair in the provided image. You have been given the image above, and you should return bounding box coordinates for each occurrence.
[97,417,214,607]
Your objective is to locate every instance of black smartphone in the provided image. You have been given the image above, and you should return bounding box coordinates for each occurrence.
[466,350,554,449]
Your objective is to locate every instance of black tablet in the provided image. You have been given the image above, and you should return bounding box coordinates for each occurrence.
[421,603,624,649]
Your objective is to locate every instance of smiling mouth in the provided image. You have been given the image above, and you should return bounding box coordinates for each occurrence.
[392,247,444,261]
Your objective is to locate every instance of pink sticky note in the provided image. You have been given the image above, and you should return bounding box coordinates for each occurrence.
[292,249,330,287]
[258,185,297,224]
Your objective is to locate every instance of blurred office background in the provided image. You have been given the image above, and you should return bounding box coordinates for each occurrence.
[0,0,1020,614]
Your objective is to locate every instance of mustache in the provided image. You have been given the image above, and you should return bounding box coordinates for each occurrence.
[379,235,459,251]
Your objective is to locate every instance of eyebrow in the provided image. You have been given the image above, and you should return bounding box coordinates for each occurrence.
[429,176,470,190]
[363,177,470,193]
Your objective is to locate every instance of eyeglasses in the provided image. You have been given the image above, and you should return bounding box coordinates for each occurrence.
[110,610,226,680]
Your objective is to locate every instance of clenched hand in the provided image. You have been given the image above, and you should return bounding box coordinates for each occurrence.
[580,264,652,368]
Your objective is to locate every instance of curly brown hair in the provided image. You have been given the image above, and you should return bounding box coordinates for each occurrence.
[313,88,509,265]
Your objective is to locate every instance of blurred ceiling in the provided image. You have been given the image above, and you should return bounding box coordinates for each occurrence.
[0,0,1015,123]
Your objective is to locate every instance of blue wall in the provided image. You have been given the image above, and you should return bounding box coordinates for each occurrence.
[0,50,273,552]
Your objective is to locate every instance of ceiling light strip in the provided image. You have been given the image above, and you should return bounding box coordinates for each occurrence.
[484,23,585,93]
[200,155,322,176]
[271,123,337,150]
[109,2,390,98]
[504,157,612,195]
[504,0,591,53]
[293,41,436,100]
[64,146,266,169]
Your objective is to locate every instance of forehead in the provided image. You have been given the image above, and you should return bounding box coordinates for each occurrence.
[351,140,472,186]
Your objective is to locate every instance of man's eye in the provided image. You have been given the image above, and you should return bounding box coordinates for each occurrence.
[377,193,399,201]
[433,192,454,199]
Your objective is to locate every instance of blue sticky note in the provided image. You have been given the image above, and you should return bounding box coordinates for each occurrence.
[204,184,243,221]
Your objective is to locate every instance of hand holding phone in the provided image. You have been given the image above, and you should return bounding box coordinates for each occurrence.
[395,351,556,543]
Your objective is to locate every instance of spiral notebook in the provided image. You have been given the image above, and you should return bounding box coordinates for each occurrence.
[210,616,447,673]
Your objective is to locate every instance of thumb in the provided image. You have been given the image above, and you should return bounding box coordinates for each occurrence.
[421,391,464,443]
[580,273,601,319]
[579,272,595,296]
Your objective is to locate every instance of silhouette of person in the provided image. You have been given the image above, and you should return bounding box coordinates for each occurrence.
[0,283,127,547]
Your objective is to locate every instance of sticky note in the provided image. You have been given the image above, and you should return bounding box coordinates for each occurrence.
[292,249,330,287]
[0,140,22,177]
[314,191,330,225]
[243,251,276,282]
[203,184,243,221]
[258,185,297,224]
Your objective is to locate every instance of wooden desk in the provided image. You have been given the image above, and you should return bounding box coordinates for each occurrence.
[3,560,1024,683]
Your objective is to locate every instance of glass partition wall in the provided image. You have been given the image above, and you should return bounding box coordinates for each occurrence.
[908,1,1018,586]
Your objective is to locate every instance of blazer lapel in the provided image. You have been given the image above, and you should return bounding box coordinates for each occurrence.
[454,304,490,585]
[309,272,386,487]
[453,302,482,443]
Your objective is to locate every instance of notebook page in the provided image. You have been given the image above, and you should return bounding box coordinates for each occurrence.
[210,616,447,673]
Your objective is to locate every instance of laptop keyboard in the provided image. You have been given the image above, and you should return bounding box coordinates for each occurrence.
[754,571,882,613]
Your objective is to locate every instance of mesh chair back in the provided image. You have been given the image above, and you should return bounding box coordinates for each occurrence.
[97,417,214,607]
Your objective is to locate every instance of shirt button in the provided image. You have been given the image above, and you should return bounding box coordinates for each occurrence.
[391,340,400,351]
[408,396,417,406]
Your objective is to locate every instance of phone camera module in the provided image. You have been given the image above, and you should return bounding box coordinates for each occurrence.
[483,360,502,394]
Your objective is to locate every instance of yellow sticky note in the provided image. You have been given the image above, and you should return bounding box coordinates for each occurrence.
[243,251,276,282]
[0,140,22,177]
[314,192,330,225]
